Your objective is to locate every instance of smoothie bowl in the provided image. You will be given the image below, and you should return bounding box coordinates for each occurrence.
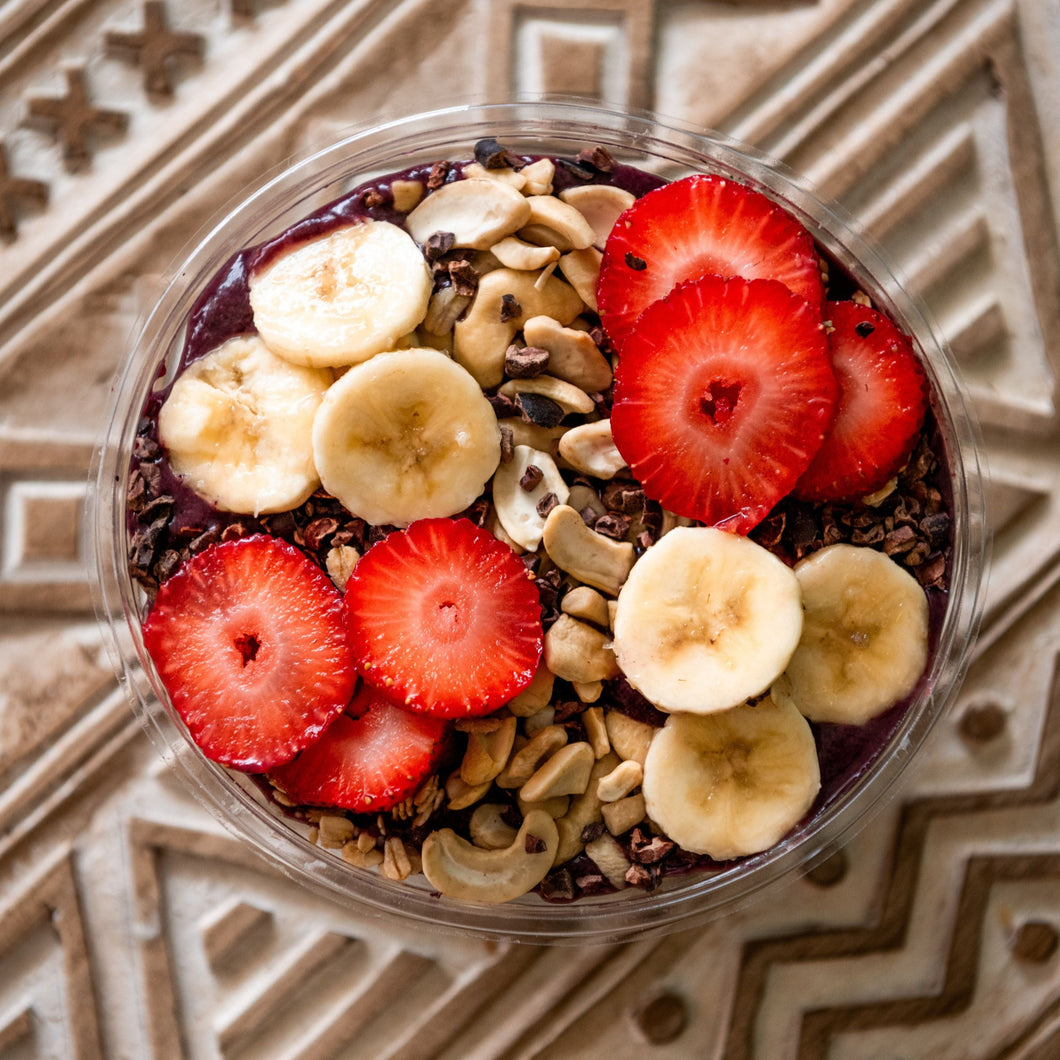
[90,100,987,943]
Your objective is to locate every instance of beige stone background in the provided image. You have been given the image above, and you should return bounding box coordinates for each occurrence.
[1,0,1059,1056]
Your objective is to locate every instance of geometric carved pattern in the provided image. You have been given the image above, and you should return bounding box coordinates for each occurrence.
[0,853,102,1058]
[0,0,1058,1057]
[0,434,97,613]
[105,2,204,97]
[22,66,128,174]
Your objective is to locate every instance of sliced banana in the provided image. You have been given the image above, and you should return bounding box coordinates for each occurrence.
[249,220,431,368]
[157,334,331,516]
[778,543,929,725]
[612,527,803,714]
[312,347,501,526]
[641,695,820,860]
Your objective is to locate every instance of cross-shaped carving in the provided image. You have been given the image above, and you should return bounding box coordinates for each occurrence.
[0,143,48,241]
[23,67,128,173]
[105,1,205,97]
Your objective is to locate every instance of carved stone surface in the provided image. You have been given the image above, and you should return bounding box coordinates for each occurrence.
[1,0,1057,1056]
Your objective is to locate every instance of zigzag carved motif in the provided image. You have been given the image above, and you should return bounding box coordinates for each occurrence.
[725,648,1060,1058]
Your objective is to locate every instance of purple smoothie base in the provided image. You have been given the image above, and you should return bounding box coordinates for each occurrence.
[127,148,955,901]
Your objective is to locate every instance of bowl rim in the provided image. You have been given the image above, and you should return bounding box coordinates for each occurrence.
[89,97,989,943]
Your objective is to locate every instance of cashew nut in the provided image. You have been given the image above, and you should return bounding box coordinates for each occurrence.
[519,195,596,251]
[453,268,584,388]
[558,184,636,244]
[491,236,560,271]
[541,504,635,596]
[498,374,595,416]
[492,445,570,551]
[573,680,603,703]
[406,178,531,250]
[520,742,595,802]
[519,158,555,196]
[495,724,567,788]
[521,315,612,393]
[584,832,630,889]
[445,770,492,811]
[460,715,518,786]
[543,614,620,684]
[522,706,556,737]
[561,585,611,628]
[507,662,556,717]
[567,483,608,524]
[325,544,359,591]
[496,417,567,454]
[597,759,643,802]
[381,836,413,881]
[603,710,656,766]
[558,247,603,311]
[422,285,472,336]
[421,809,559,903]
[554,752,619,865]
[583,706,611,759]
[463,161,527,191]
[317,814,354,849]
[557,420,627,480]
[601,793,647,836]
[468,803,519,849]
[517,793,570,819]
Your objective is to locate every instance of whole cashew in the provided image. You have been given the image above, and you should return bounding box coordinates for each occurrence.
[421,809,559,903]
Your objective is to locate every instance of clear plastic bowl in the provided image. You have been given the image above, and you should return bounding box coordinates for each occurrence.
[90,100,988,943]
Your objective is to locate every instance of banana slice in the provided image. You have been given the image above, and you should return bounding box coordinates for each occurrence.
[642,695,820,859]
[777,543,929,725]
[158,334,332,516]
[312,347,501,526]
[249,220,432,367]
[612,527,803,714]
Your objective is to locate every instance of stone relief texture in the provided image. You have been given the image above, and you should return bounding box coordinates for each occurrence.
[0,0,1058,1056]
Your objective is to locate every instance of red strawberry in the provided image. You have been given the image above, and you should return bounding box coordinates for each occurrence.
[597,174,824,346]
[268,684,448,812]
[345,518,542,718]
[794,301,928,501]
[142,535,356,772]
[610,275,838,534]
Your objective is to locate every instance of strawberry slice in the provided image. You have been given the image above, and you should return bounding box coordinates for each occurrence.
[794,300,928,501]
[142,535,356,772]
[610,275,838,535]
[346,518,542,718]
[597,174,824,346]
[268,684,448,812]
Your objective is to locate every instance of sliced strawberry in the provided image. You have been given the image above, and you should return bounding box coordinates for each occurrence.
[597,174,824,346]
[794,301,928,501]
[268,684,448,812]
[345,518,542,718]
[142,535,356,772]
[610,275,838,534]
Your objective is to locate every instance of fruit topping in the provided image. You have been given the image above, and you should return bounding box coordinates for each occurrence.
[609,275,838,534]
[157,334,332,517]
[141,535,356,771]
[774,543,930,725]
[612,527,803,714]
[311,347,501,527]
[794,300,928,502]
[345,518,543,718]
[596,173,824,346]
[641,695,820,860]
[269,684,448,812]
[248,220,432,367]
